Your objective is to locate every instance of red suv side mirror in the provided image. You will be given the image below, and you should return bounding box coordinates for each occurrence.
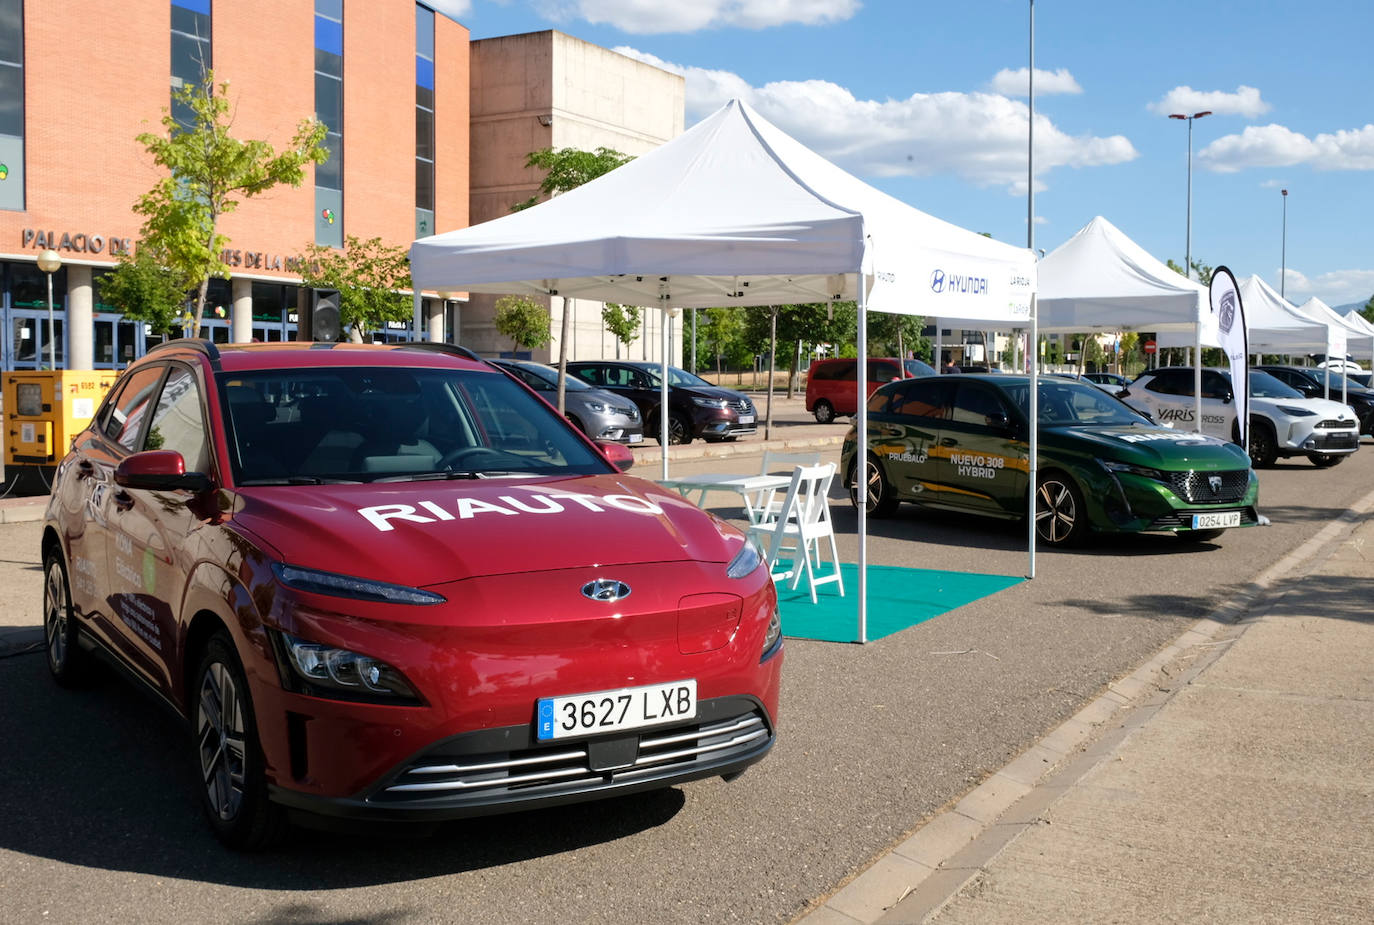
[115,450,213,493]
[596,441,635,472]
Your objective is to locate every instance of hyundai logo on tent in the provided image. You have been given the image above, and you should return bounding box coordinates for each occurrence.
[930,269,946,293]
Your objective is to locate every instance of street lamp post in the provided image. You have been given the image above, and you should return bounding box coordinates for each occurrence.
[36,248,62,370]
[1280,188,1289,298]
[1168,110,1212,281]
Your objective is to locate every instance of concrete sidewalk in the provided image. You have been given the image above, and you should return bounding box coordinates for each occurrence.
[802,494,1374,924]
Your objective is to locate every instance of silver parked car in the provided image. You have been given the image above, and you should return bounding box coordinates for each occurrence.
[489,358,644,444]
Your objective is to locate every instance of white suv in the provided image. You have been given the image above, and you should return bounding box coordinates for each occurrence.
[1122,367,1360,468]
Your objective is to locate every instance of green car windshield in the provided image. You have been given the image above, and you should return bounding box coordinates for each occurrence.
[1001,380,1151,427]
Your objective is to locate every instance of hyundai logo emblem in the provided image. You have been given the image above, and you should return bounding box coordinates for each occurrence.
[581,579,632,602]
[929,269,946,293]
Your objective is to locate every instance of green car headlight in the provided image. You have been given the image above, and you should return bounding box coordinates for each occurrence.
[1100,459,1165,482]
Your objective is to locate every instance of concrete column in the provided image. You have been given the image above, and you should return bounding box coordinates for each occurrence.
[295,288,310,341]
[231,278,253,343]
[426,298,444,342]
[67,265,94,370]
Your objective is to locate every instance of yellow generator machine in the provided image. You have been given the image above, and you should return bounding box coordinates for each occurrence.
[3,370,117,491]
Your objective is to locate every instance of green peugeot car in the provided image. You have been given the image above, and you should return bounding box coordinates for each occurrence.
[841,374,1260,545]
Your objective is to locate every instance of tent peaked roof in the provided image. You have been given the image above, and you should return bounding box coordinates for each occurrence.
[1345,309,1374,337]
[1297,295,1374,361]
[410,99,1035,319]
[1238,274,1330,353]
[1036,215,1210,334]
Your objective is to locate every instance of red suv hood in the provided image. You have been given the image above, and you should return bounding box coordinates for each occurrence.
[230,474,735,587]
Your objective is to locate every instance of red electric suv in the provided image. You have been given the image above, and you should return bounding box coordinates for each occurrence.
[41,340,782,848]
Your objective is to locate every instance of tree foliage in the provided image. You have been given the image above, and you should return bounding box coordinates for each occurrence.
[1362,293,1374,324]
[510,146,634,212]
[869,312,930,361]
[297,236,412,340]
[98,244,194,338]
[601,303,642,355]
[134,70,328,337]
[1166,257,1214,286]
[493,295,551,352]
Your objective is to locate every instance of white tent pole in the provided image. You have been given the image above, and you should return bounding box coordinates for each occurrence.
[1027,294,1038,579]
[1194,325,1203,434]
[660,288,671,481]
[857,277,869,643]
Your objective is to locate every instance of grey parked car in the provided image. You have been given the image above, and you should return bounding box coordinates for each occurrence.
[489,359,644,444]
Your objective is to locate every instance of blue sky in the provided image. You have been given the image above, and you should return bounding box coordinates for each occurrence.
[432,0,1373,309]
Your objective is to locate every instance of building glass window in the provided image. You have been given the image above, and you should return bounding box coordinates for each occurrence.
[0,0,23,210]
[170,0,211,128]
[314,0,343,248]
[415,4,435,238]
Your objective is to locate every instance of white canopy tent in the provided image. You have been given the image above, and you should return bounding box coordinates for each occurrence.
[411,99,1038,640]
[1345,309,1374,351]
[1297,295,1373,366]
[1036,215,1215,430]
[1238,274,1333,356]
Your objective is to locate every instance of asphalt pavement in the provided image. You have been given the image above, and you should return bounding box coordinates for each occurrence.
[804,482,1374,924]
[2,393,1371,923]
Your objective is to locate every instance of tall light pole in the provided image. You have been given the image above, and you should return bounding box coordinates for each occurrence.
[36,249,62,370]
[1280,188,1289,298]
[1168,110,1211,280]
[1027,0,1034,252]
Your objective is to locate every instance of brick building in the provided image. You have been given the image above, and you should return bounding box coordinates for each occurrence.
[0,1,682,371]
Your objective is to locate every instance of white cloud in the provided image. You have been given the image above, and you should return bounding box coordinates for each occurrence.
[536,0,860,34]
[616,48,1137,191]
[1147,85,1270,118]
[1199,123,1374,172]
[1280,267,1374,306]
[426,0,472,22]
[987,67,1082,97]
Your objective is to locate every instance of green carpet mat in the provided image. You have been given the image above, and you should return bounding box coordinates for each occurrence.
[777,562,1023,643]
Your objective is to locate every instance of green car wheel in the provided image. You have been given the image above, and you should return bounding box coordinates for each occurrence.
[1035,472,1087,547]
[850,455,899,517]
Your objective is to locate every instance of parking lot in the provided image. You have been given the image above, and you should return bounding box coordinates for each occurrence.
[2,396,1371,924]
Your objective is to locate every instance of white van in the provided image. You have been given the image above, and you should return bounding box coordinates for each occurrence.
[1121,367,1360,468]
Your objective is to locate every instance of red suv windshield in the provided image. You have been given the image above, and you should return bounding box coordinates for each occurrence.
[221,366,611,484]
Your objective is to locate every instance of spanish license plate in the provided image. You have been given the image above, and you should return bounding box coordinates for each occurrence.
[739,414,755,424]
[536,679,696,741]
[627,433,643,443]
[1192,511,1241,529]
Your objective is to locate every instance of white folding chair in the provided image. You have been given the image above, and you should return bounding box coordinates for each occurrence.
[747,462,844,603]
[749,449,823,524]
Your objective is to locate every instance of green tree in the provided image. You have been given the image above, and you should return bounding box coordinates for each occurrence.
[1166,258,1214,287]
[601,303,641,357]
[493,295,551,353]
[1361,293,1374,324]
[134,70,328,337]
[510,146,634,212]
[698,308,752,374]
[737,302,862,396]
[869,312,930,363]
[98,244,194,338]
[298,236,412,341]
